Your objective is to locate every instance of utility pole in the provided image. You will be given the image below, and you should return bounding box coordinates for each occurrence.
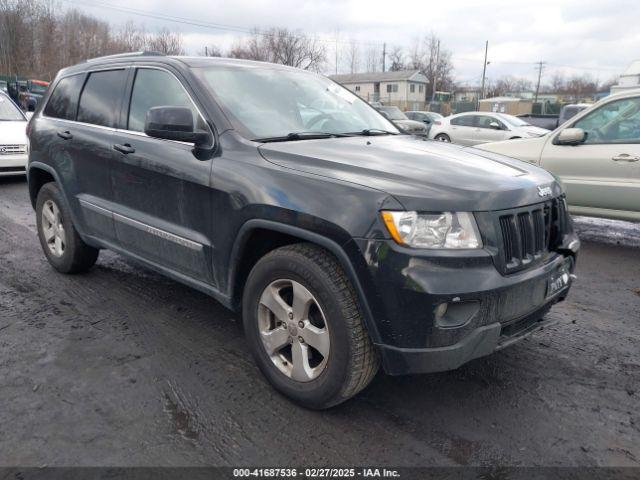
[534,60,545,105]
[431,39,440,102]
[382,42,386,72]
[479,40,488,110]
[204,46,208,57]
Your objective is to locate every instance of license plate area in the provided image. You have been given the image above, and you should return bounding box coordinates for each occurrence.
[546,259,572,299]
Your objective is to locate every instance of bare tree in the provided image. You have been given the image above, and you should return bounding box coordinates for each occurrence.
[345,39,359,74]
[364,46,380,73]
[387,45,405,71]
[408,33,454,94]
[200,45,223,57]
[229,28,325,71]
[146,27,184,55]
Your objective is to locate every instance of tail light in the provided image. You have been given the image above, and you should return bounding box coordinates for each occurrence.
[433,120,442,125]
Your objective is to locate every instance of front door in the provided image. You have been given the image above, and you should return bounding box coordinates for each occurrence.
[473,115,508,144]
[540,96,640,216]
[110,67,217,284]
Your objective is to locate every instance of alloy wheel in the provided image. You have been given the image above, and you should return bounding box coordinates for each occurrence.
[42,199,66,257]
[257,279,330,382]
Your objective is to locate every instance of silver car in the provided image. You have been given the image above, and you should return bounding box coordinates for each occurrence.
[428,111,549,145]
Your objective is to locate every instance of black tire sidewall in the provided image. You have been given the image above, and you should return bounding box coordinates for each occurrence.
[36,183,81,273]
[243,250,353,409]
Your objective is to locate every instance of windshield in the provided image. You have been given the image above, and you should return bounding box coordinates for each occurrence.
[379,106,407,121]
[0,94,25,121]
[497,114,531,127]
[196,65,398,140]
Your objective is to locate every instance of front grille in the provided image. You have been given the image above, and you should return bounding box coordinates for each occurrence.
[498,197,568,273]
[0,144,27,155]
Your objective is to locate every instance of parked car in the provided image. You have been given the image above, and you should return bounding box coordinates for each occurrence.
[376,106,428,136]
[27,54,579,408]
[429,111,549,145]
[477,90,640,222]
[518,104,591,130]
[0,90,29,176]
[405,111,443,135]
[10,79,50,111]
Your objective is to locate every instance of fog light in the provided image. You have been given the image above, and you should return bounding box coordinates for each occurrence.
[434,303,448,321]
[434,300,480,329]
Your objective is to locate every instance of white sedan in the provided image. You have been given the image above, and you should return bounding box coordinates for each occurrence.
[428,111,549,145]
[0,91,28,176]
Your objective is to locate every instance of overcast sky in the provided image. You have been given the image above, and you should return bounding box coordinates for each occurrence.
[69,0,638,86]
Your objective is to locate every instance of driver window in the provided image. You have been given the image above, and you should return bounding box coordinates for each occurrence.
[573,97,640,144]
[128,68,202,133]
[476,116,502,129]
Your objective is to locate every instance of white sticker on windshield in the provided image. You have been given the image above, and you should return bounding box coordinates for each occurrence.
[326,83,356,104]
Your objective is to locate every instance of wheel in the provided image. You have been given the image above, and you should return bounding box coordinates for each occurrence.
[242,243,379,409]
[36,182,99,274]
[434,133,451,142]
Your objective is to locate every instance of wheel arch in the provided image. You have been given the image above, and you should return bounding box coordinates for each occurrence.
[228,219,382,344]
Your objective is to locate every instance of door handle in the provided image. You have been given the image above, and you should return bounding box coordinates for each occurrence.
[113,143,136,154]
[612,154,640,162]
[57,130,73,140]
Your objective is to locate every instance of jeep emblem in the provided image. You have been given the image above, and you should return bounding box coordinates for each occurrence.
[537,185,552,197]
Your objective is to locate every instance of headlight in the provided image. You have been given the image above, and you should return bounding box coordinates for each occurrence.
[381,211,482,249]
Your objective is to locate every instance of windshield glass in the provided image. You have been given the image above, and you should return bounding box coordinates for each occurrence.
[0,94,25,121]
[497,113,531,127]
[379,106,407,121]
[195,65,398,140]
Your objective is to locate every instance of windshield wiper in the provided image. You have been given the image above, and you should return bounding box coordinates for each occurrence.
[254,131,351,143]
[344,129,398,136]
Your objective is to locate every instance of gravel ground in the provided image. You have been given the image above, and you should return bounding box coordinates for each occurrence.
[0,176,638,467]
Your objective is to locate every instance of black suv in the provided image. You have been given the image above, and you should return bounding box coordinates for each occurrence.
[27,53,579,409]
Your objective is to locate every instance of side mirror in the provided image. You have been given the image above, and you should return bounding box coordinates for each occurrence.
[144,106,211,146]
[556,128,586,145]
[489,121,502,130]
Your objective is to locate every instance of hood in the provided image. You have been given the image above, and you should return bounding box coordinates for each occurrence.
[259,135,561,212]
[394,119,427,132]
[0,121,28,144]
[475,135,548,164]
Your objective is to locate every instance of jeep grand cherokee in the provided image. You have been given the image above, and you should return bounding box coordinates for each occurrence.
[26,53,580,409]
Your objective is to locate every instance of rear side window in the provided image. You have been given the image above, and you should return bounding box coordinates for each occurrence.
[127,68,198,133]
[77,70,127,127]
[451,115,475,126]
[43,74,85,120]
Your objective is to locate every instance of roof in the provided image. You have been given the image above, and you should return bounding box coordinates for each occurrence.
[329,70,428,84]
[621,60,640,76]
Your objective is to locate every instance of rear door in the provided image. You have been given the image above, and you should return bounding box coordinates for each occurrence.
[40,69,128,241]
[540,96,640,217]
[449,114,477,145]
[110,66,217,284]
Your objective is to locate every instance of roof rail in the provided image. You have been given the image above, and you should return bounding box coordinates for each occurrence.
[86,51,165,63]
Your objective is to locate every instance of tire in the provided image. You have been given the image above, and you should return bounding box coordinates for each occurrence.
[242,243,380,409]
[36,182,99,274]
[434,133,451,142]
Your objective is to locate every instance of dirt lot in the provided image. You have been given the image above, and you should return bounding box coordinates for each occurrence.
[0,176,638,467]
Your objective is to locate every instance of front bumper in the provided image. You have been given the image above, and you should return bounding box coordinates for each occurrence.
[354,233,579,375]
[0,154,27,176]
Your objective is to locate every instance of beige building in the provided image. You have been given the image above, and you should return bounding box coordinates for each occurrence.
[329,70,429,111]
[479,96,533,115]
